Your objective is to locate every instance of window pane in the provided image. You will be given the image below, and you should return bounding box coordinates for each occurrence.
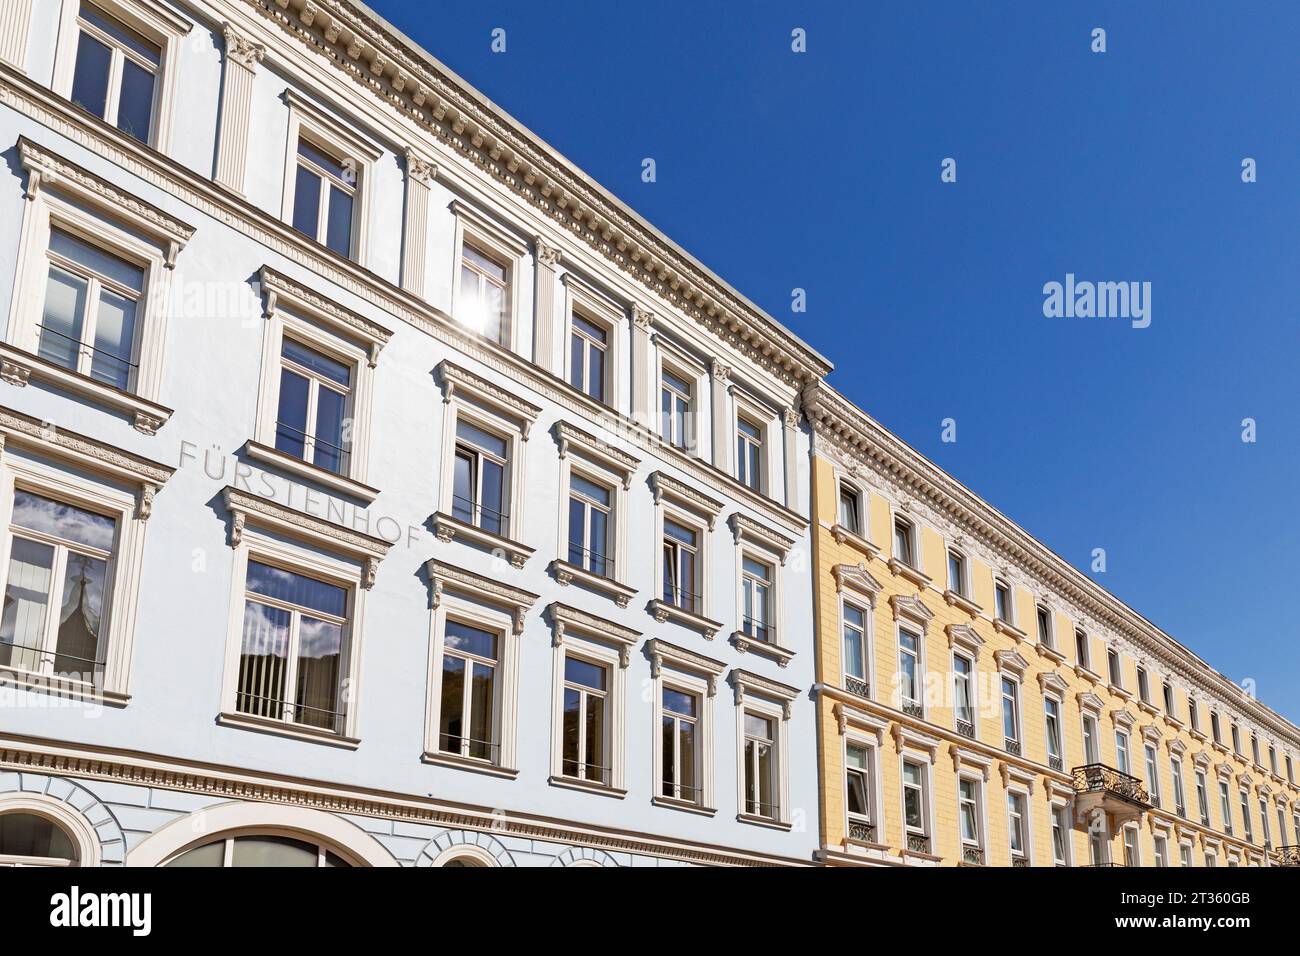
[292,166,322,240]
[294,616,342,730]
[0,812,78,861]
[843,619,864,678]
[455,420,508,459]
[745,713,772,739]
[245,561,346,618]
[230,836,319,868]
[572,314,606,342]
[468,661,494,759]
[70,32,112,119]
[90,289,136,389]
[452,452,474,524]
[462,244,506,281]
[39,266,88,371]
[325,184,354,257]
[564,656,606,690]
[11,491,117,552]
[677,720,696,797]
[663,519,696,547]
[587,341,605,402]
[54,552,107,679]
[439,655,465,752]
[0,537,54,673]
[567,497,587,565]
[50,230,145,291]
[585,690,604,779]
[742,557,770,581]
[275,368,310,459]
[443,620,497,660]
[236,600,290,719]
[570,474,610,507]
[312,385,348,474]
[81,4,162,65]
[116,57,155,143]
[297,140,350,182]
[663,687,696,717]
[562,686,580,775]
[569,332,584,391]
[282,339,350,386]
[587,507,608,574]
[479,459,505,535]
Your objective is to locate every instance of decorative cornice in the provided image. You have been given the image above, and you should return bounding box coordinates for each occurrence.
[946,623,985,660]
[728,512,795,561]
[644,638,725,696]
[649,471,723,528]
[437,359,542,437]
[17,136,195,267]
[833,562,883,600]
[259,265,393,360]
[994,649,1030,679]
[425,559,539,633]
[405,148,437,185]
[890,593,933,628]
[239,0,831,388]
[553,420,639,486]
[548,602,640,666]
[1037,670,1070,698]
[729,668,800,718]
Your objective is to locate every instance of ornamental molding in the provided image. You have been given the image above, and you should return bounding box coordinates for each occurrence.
[548,602,640,666]
[0,406,174,519]
[553,420,639,486]
[1111,709,1136,732]
[259,265,393,360]
[994,649,1030,679]
[891,724,940,763]
[999,760,1037,794]
[649,471,723,528]
[405,148,437,185]
[644,638,725,696]
[946,623,985,660]
[1037,670,1070,698]
[224,487,389,585]
[437,360,542,437]
[1077,691,1104,715]
[17,137,196,268]
[833,562,883,601]
[949,744,994,782]
[832,702,889,743]
[426,559,539,634]
[729,668,800,719]
[223,21,266,69]
[728,512,795,561]
[890,593,933,629]
[238,0,831,389]
[802,379,1300,751]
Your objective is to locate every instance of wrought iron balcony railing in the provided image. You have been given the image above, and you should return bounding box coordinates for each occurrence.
[906,833,931,854]
[955,719,976,739]
[961,845,984,865]
[1011,855,1029,867]
[1071,763,1151,808]
[1048,754,1063,772]
[845,676,870,699]
[1005,738,1022,757]
[1274,845,1300,867]
[847,820,876,843]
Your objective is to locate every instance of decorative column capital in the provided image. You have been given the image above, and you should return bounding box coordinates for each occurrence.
[632,304,654,331]
[406,149,437,185]
[534,236,561,267]
[710,359,731,385]
[223,23,265,70]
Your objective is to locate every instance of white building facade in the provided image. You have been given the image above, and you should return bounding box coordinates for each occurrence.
[0,0,831,867]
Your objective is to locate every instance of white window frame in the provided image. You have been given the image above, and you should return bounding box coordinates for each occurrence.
[249,268,390,501]
[1153,832,1169,867]
[1179,841,1193,868]
[833,562,882,700]
[450,201,529,351]
[952,650,977,736]
[889,509,922,574]
[992,577,1012,624]
[1000,674,1023,753]
[648,638,723,815]
[835,477,867,540]
[52,0,191,153]
[649,472,722,637]
[731,388,779,496]
[945,545,970,599]
[1144,742,1161,807]
[280,91,381,263]
[898,752,937,857]
[1043,693,1064,767]
[843,735,883,846]
[1122,824,1140,867]
[1006,787,1031,865]
[560,271,624,408]
[6,140,192,433]
[956,772,987,864]
[731,670,797,829]
[655,337,706,456]
[729,514,794,666]
[1171,754,1186,817]
[1051,801,1072,867]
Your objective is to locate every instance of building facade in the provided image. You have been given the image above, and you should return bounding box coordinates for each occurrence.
[0,0,828,867]
[806,383,1300,867]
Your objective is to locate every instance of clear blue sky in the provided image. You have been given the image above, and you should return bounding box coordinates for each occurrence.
[371,1,1300,722]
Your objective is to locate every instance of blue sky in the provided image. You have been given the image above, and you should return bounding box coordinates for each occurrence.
[372,1,1300,721]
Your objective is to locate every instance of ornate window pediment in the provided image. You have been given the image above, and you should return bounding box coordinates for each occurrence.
[833,562,883,601]
[890,593,933,629]
[995,649,1030,679]
[946,623,984,660]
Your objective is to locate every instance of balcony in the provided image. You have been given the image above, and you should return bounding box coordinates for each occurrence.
[961,845,984,866]
[1004,738,1022,757]
[1274,846,1300,867]
[955,719,976,739]
[1071,763,1151,824]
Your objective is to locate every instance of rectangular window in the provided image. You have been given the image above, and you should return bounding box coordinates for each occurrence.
[901,760,928,846]
[1115,730,1130,775]
[274,338,352,476]
[438,619,499,762]
[560,653,609,785]
[1007,792,1028,863]
[740,556,773,645]
[1288,755,1294,784]
[1,490,117,686]
[1260,798,1271,848]
[736,417,763,492]
[958,778,982,860]
[568,313,607,403]
[661,518,700,614]
[567,474,611,578]
[291,138,357,258]
[453,419,510,537]
[1044,698,1062,767]
[1036,604,1052,646]
[458,242,509,344]
[842,602,868,695]
[845,743,874,841]
[1136,666,1150,704]
[1205,852,1217,868]
[1123,827,1139,867]
[1189,698,1199,732]
[1171,756,1186,816]
[994,580,1010,622]
[1240,789,1253,842]
[898,627,922,714]
[1163,681,1174,716]
[70,3,161,144]
[893,516,915,567]
[1220,781,1233,835]
[1052,806,1070,866]
[1231,723,1241,754]
[1082,713,1099,763]
[1180,843,1192,868]
[39,228,144,392]
[946,549,966,597]
[660,685,701,804]
[1001,677,1020,752]
[1144,744,1160,806]
[236,560,349,734]
[742,712,777,819]
[660,369,692,449]
[1075,628,1090,669]
[1251,734,1260,766]
[1211,711,1221,744]
[838,484,862,535]
[1153,834,1168,867]
[1269,745,1278,775]
[953,654,974,734]
[1107,648,1122,687]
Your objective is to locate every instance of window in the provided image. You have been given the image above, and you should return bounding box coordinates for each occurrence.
[845,744,875,842]
[1260,798,1271,848]
[234,560,351,735]
[1219,781,1233,835]
[946,548,967,598]
[1136,666,1150,704]
[958,778,983,862]
[736,416,764,491]
[1211,711,1222,745]
[660,368,693,450]
[273,338,352,476]
[1,490,117,687]
[994,579,1011,622]
[1036,604,1053,647]
[842,602,869,696]
[290,137,357,258]
[1231,722,1241,754]
[892,515,916,567]
[1074,628,1090,669]
[1251,733,1260,767]
[1288,755,1294,784]
[1163,681,1175,716]
[567,473,612,578]
[568,312,607,403]
[166,835,350,868]
[901,760,930,850]
[1179,843,1192,868]
[1171,756,1186,816]
[953,653,975,736]
[1144,744,1160,806]
[1240,789,1253,843]
[838,483,863,536]
[1044,698,1063,768]
[453,419,510,537]
[742,712,777,820]
[1205,851,1217,868]
[1107,647,1122,687]
[36,228,144,392]
[450,202,525,349]
[1115,729,1130,775]
[1051,806,1071,866]
[1189,698,1199,732]
[661,685,702,805]
[68,3,162,144]
[897,626,922,715]
[740,556,774,645]
[1082,713,1100,763]
[1001,677,1021,754]
[1269,745,1278,775]
[559,653,610,786]
[1123,827,1139,867]
[1007,791,1029,864]
[650,473,722,635]
[434,619,501,763]
[1153,834,1168,867]
[662,518,700,614]
[1196,771,1210,826]
[0,812,80,867]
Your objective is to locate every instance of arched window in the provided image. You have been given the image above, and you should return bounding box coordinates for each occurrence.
[165,834,353,867]
[0,811,80,867]
[441,855,487,868]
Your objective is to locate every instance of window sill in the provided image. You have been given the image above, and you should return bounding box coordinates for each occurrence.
[1035,641,1066,665]
[547,775,627,799]
[737,812,792,831]
[1074,664,1101,685]
[1211,741,1229,755]
[886,557,931,589]
[550,558,636,608]
[943,589,982,617]
[830,523,880,560]
[0,666,129,707]
[651,796,717,817]
[729,630,795,668]
[994,618,1028,642]
[432,511,535,569]
[420,750,520,779]
[217,712,359,749]
[1188,728,1207,743]
[899,844,943,865]
[648,599,722,640]
[0,341,172,434]
[1137,700,1159,717]
[245,440,380,504]
[1107,683,1133,702]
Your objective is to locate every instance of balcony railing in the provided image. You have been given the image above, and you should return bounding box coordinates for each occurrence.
[901,701,924,719]
[1005,738,1022,757]
[906,833,931,854]
[845,676,870,699]
[961,845,984,865]
[1048,754,1063,772]
[955,719,976,739]
[1011,855,1029,868]
[847,820,876,843]
[1071,763,1151,808]
[1274,846,1300,867]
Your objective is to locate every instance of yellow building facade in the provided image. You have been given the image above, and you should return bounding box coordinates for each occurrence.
[805,383,1300,867]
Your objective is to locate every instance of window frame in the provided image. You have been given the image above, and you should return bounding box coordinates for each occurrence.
[1051,801,1072,867]
[891,512,919,570]
[843,736,883,845]
[655,339,705,455]
[899,755,934,853]
[729,515,795,666]
[956,772,987,863]
[560,271,624,408]
[836,478,866,540]
[1006,787,1031,866]
[730,388,780,496]
[731,669,797,829]
[648,638,723,815]
[649,472,722,637]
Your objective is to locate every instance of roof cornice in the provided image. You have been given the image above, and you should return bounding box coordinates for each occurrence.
[240,0,831,387]
[803,381,1300,751]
